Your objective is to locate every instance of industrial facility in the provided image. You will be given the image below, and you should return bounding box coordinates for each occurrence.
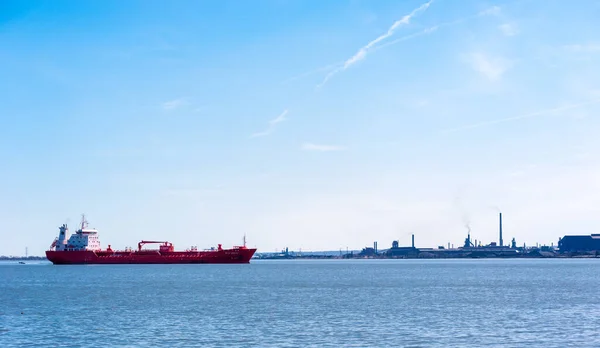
[360,212,517,258]
[257,211,600,259]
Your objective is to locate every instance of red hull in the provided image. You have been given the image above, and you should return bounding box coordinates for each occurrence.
[46,248,256,265]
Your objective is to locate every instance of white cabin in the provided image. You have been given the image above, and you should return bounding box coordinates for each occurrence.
[54,215,101,251]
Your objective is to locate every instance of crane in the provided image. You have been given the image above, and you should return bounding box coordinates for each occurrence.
[138,240,173,252]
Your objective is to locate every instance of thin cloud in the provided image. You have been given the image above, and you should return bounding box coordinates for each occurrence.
[441,98,600,134]
[250,109,289,138]
[302,143,346,151]
[479,6,501,16]
[162,98,188,110]
[468,53,512,81]
[499,23,519,36]
[564,43,600,52]
[317,0,434,89]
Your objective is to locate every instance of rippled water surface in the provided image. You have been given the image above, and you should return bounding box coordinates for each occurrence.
[2,259,600,347]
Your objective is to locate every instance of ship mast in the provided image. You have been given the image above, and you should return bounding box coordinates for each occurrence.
[80,214,88,230]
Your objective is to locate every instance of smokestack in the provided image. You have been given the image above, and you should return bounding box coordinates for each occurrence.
[411,234,415,248]
[374,241,377,254]
[499,212,503,247]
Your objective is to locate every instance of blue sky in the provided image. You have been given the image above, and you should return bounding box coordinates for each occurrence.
[1,0,600,255]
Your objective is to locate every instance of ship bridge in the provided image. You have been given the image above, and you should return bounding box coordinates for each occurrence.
[52,214,101,251]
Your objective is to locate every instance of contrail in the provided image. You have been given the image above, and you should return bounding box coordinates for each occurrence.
[250,109,289,138]
[441,98,600,134]
[282,61,344,84]
[370,25,439,52]
[317,0,434,89]
[297,5,500,88]
[374,9,501,52]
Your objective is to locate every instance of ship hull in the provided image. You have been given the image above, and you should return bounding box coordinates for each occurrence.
[46,248,256,265]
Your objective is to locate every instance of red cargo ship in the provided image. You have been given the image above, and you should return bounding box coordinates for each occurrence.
[46,215,256,264]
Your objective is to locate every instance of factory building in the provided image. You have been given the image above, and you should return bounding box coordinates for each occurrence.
[385,234,419,257]
[558,234,600,252]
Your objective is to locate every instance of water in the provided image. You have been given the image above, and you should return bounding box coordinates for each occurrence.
[2,259,600,347]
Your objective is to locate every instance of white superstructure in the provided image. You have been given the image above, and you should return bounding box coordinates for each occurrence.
[55,224,70,250]
[51,215,101,251]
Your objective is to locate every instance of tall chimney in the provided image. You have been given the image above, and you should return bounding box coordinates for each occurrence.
[499,212,503,247]
[411,234,415,248]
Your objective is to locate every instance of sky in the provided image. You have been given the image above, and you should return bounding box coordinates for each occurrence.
[1,0,600,256]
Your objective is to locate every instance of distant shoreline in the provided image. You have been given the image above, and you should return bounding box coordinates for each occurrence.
[254,251,600,260]
[3,253,600,262]
[0,256,47,261]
